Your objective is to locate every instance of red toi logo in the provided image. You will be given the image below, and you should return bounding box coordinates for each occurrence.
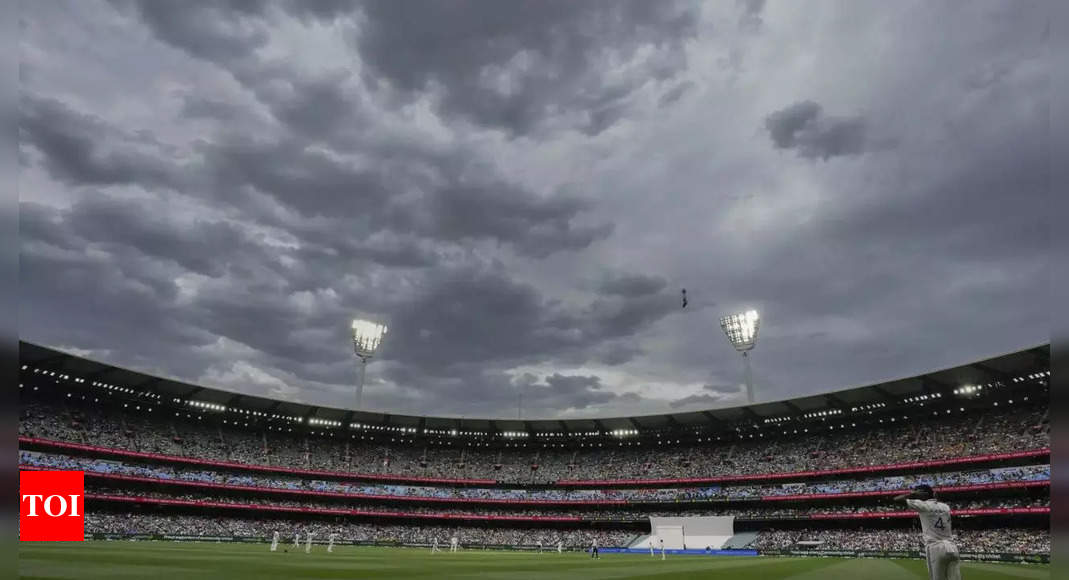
[20,471,85,541]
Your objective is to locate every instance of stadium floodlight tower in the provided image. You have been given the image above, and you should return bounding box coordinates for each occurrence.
[351,318,388,410]
[720,310,760,404]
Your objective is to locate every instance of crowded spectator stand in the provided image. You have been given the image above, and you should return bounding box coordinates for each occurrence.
[18,341,1051,559]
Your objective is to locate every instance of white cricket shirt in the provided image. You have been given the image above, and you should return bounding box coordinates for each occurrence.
[906,498,954,545]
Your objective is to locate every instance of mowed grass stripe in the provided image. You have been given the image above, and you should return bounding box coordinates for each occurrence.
[783,558,919,580]
[18,542,1049,579]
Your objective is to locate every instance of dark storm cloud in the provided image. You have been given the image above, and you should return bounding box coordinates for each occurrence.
[180,95,244,121]
[376,366,648,417]
[23,92,609,260]
[381,267,676,375]
[539,373,636,408]
[107,0,270,64]
[704,383,741,395]
[196,136,394,219]
[23,196,253,278]
[111,0,699,137]
[598,273,668,297]
[594,342,644,366]
[354,0,700,135]
[16,90,654,410]
[100,1,619,257]
[17,0,1051,418]
[199,135,612,257]
[20,95,182,190]
[405,183,615,258]
[667,382,744,410]
[267,73,371,142]
[585,292,679,341]
[669,393,722,409]
[737,0,766,32]
[657,81,695,108]
[764,101,869,160]
[279,0,356,23]
[20,213,212,364]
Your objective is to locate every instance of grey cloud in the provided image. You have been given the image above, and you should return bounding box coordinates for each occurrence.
[373,366,648,418]
[96,2,619,258]
[379,265,678,379]
[113,0,699,137]
[108,0,269,65]
[195,117,612,259]
[738,0,766,32]
[538,373,629,409]
[20,222,210,362]
[355,0,700,135]
[280,0,357,23]
[23,92,607,261]
[585,293,678,343]
[390,180,614,258]
[764,100,869,160]
[382,267,573,373]
[20,95,182,190]
[594,342,644,366]
[599,273,668,297]
[669,393,723,409]
[62,196,255,278]
[658,81,695,108]
[180,95,244,121]
[197,136,394,220]
[17,0,1051,418]
[260,72,373,144]
[704,383,741,395]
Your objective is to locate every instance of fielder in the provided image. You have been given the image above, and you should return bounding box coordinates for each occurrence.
[327,533,337,553]
[293,532,301,548]
[590,537,599,559]
[431,537,441,553]
[895,484,961,580]
[450,535,459,553]
[270,531,280,552]
[305,532,315,554]
[557,540,563,554]
[660,538,665,561]
[538,540,543,554]
[649,538,655,557]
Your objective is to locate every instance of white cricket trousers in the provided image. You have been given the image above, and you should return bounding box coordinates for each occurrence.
[925,540,961,580]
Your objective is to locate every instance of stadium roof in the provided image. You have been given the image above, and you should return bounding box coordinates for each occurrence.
[19,340,1049,436]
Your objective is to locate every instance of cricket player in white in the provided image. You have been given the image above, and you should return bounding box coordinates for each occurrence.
[649,538,655,557]
[557,540,563,554]
[270,531,280,552]
[327,533,337,553]
[895,484,961,580]
[293,532,301,548]
[305,532,315,554]
[659,538,665,560]
[590,537,599,559]
[450,535,459,553]
[538,540,543,554]
[431,537,441,553]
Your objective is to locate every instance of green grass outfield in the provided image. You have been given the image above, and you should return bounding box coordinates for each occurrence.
[19,542,1049,579]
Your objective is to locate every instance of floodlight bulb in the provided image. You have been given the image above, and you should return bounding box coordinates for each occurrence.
[351,318,388,359]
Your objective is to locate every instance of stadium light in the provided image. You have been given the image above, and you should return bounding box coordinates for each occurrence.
[720,310,760,404]
[351,318,388,410]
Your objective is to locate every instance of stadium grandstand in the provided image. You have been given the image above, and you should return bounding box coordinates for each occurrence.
[18,341,1050,563]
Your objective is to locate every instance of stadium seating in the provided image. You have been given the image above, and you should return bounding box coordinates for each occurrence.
[19,401,1049,482]
[19,362,1051,555]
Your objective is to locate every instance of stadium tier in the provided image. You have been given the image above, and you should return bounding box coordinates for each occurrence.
[18,342,1050,559]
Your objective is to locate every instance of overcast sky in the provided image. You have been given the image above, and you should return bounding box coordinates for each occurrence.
[18,0,1049,419]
